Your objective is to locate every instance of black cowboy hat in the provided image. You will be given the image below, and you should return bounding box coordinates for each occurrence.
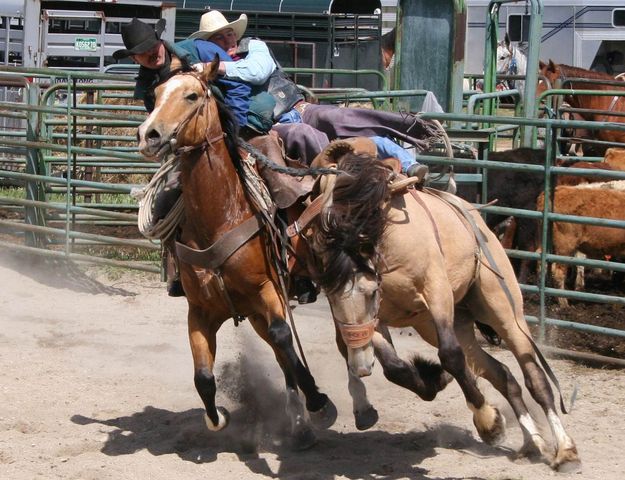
[113,18,166,60]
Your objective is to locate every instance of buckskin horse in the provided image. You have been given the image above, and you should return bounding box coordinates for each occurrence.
[538,60,625,150]
[136,59,336,449]
[302,139,580,472]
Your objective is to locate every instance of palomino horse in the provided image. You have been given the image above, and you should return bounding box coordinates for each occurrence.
[304,140,580,472]
[538,60,625,149]
[137,59,336,449]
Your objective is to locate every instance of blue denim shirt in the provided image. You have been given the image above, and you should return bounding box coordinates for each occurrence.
[194,40,251,128]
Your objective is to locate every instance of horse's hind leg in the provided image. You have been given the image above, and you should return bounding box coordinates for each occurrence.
[187,306,229,431]
[454,310,549,459]
[465,270,580,472]
[247,314,316,449]
[248,307,337,449]
[507,331,580,472]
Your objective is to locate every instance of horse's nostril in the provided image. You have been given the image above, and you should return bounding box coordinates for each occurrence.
[147,129,161,141]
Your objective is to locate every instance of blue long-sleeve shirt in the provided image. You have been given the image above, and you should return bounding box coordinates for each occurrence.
[193,40,252,127]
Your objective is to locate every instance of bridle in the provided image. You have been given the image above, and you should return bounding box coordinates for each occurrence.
[330,268,382,350]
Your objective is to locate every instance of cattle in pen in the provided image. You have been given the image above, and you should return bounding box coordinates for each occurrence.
[537,182,625,308]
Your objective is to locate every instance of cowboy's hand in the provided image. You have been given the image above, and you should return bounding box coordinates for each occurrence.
[192,62,206,73]
[192,61,226,76]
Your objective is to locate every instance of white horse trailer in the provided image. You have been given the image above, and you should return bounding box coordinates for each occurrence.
[0,0,23,66]
[21,0,175,71]
[466,0,625,75]
[382,1,625,76]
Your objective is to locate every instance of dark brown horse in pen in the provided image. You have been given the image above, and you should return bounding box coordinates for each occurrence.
[136,59,336,449]
[303,140,580,472]
[538,60,625,150]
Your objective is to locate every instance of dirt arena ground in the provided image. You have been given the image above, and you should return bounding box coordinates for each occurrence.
[1,253,625,480]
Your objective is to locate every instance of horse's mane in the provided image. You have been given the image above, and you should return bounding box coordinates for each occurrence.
[313,153,390,295]
[556,63,616,81]
[213,92,241,162]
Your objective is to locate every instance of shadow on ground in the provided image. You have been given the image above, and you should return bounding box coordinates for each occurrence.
[0,251,135,296]
[72,401,512,480]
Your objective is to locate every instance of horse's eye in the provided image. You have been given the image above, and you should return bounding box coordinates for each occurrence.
[186,92,199,102]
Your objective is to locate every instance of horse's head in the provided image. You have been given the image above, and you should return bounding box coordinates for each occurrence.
[138,58,220,160]
[307,142,392,377]
[496,35,513,75]
[537,59,560,95]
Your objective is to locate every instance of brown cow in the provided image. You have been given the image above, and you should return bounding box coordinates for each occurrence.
[537,184,625,307]
[604,148,625,170]
[556,161,620,186]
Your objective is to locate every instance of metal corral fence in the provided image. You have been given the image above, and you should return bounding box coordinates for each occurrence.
[0,66,159,273]
[1,66,625,355]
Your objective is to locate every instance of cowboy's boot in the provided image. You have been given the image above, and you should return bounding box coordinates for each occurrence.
[248,132,315,209]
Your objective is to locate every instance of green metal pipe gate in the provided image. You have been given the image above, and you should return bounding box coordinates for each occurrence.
[0,66,160,273]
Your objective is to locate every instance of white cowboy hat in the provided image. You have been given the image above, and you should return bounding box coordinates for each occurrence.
[189,11,247,41]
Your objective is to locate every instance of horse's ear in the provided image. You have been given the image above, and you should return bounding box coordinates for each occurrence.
[548,59,557,72]
[539,60,546,70]
[504,32,510,47]
[201,54,221,83]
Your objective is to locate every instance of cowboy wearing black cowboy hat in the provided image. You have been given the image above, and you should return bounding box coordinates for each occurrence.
[114,18,203,297]
[113,18,200,112]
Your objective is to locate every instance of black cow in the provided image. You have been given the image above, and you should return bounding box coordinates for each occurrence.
[456,148,547,282]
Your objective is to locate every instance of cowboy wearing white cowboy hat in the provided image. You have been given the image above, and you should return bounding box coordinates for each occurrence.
[189,10,248,43]
[189,10,431,184]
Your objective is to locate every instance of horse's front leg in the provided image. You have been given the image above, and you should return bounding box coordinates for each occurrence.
[333,323,378,430]
[248,283,336,446]
[427,293,506,445]
[248,312,324,450]
[371,327,452,402]
[187,305,229,431]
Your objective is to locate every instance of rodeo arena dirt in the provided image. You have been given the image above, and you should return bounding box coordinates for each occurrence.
[3,89,625,480]
[1,251,625,480]
[3,79,625,480]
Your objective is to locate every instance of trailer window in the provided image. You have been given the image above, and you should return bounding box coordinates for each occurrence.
[49,19,101,34]
[614,10,625,27]
[0,17,23,30]
[507,14,530,42]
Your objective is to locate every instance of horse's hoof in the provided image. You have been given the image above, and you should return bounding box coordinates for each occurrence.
[204,406,230,432]
[473,405,506,446]
[515,438,546,463]
[309,397,338,430]
[355,405,379,431]
[551,447,582,473]
[291,425,317,451]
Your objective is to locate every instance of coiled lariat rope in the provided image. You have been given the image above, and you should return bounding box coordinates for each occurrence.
[132,153,184,242]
